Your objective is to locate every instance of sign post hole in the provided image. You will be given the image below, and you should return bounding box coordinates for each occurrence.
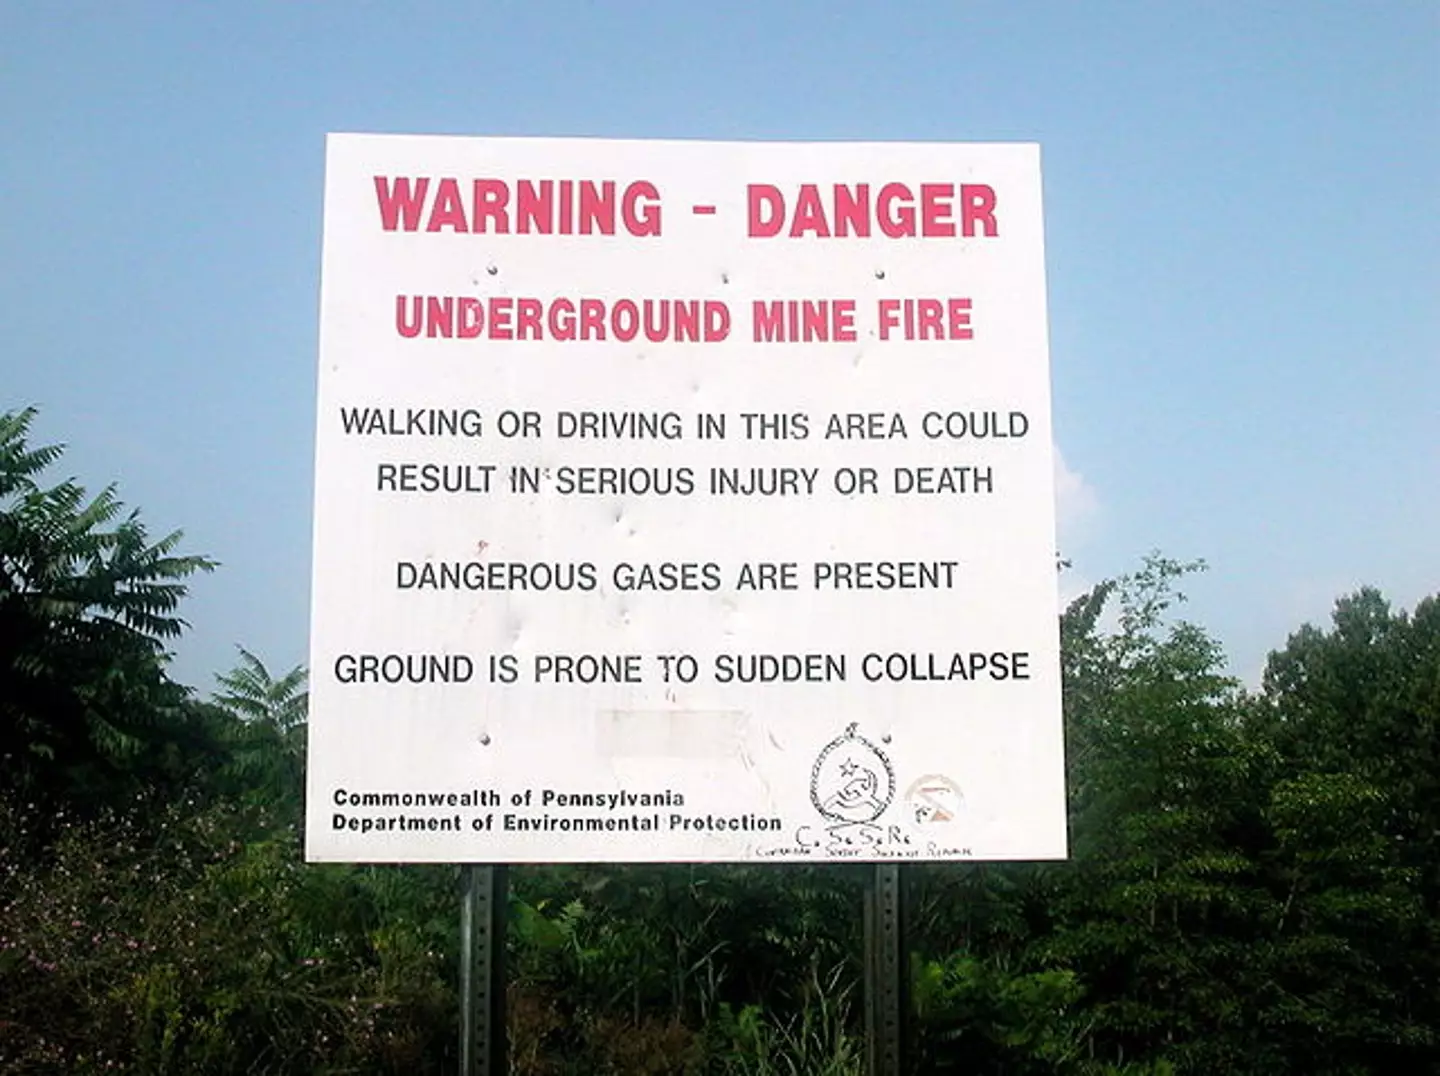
[459,864,508,1076]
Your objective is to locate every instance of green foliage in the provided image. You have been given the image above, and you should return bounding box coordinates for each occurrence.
[1038,556,1272,1071]
[1250,590,1440,1071]
[1262,589,1440,892]
[710,966,862,1076]
[0,407,218,816]
[912,954,1088,1072]
[5,408,1440,1073]
[506,864,863,1072]
[0,797,455,1073]
[215,645,309,730]
[210,647,309,810]
[908,560,1439,1075]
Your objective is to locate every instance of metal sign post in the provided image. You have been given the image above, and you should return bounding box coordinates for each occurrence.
[459,864,508,1076]
[865,862,907,1076]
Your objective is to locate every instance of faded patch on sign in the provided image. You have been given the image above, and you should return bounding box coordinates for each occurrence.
[596,710,748,759]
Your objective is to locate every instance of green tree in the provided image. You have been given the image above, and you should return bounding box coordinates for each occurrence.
[0,407,217,814]
[1252,589,1440,1070]
[210,646,309,810]
[214,645,308,731]
[910,557,1275,1074]
[1261,588,1440,898]
[1041,556,1275,1072]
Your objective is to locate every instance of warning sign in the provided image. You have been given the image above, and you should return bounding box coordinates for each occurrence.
[306,134,1066,863]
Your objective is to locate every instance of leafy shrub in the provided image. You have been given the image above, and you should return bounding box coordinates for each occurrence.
[0,796,454,1074]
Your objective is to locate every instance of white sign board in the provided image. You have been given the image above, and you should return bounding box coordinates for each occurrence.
[307,134,1066,863]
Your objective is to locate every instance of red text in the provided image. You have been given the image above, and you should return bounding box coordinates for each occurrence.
[375,177,663,236]
[748,182,998,239]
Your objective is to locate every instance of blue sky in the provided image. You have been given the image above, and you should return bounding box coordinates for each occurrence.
[3,1,1436,690]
